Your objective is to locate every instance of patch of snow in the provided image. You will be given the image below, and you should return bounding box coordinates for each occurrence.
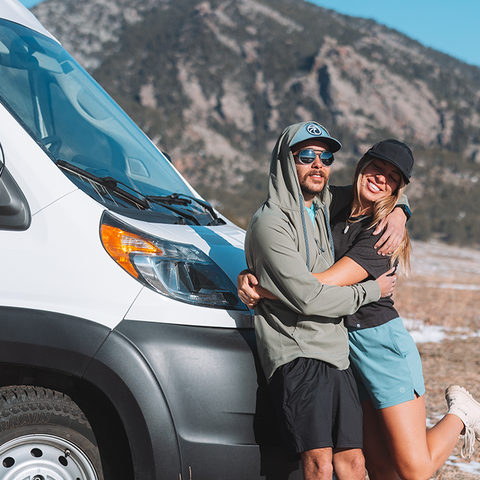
[405,281,480,291]
[402,318,480,344]
[445,456,480,475]
[402,318,446,343]
[410,240,480,277]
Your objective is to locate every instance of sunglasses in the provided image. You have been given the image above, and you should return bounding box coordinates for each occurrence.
[295,149,335,167]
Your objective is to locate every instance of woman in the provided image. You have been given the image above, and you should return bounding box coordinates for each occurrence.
[238,139,480,480]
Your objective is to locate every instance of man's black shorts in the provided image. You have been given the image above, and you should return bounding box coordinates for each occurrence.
[268,357,363,457]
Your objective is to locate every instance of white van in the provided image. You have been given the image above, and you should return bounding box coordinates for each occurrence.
[0,1,303,479]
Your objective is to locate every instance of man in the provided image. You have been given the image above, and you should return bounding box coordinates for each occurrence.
[243,121,406,480]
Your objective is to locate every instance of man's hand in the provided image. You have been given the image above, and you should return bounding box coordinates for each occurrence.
[373,207,406,256]
[376,267,397,298]
[237,269,262,309]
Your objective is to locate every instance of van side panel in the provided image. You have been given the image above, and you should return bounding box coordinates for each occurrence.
[112,321,303,480]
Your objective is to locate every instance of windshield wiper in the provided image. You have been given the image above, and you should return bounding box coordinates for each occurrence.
[56,161,224,225]
[57,160,149,210]
[146,193,226,226]
[57,160,198,222]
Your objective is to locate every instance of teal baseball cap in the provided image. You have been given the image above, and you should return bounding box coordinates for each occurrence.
[289,122,342,153]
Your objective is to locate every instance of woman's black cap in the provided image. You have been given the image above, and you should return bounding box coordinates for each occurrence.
[367,139,414,184]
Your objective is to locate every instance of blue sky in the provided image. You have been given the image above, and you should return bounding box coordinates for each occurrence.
[19,0,40,7]
[19,0,480,68]
[308,0,480,68]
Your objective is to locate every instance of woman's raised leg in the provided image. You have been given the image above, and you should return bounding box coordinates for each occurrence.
[375,395,463,480]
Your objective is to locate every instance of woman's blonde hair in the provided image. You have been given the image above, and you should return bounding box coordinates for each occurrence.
[352,153,411,273]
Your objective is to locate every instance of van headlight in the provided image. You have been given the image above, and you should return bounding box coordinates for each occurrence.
[100,214,247,310]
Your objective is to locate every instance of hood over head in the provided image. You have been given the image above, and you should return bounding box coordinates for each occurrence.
[267,121,339,211]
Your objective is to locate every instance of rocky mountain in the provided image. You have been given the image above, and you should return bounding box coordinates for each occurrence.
[32,0,480,244]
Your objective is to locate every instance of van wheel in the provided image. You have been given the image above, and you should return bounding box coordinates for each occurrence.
[0,385,103,480]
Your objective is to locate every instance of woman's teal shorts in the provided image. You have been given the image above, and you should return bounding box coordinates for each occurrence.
[348,317,426,409]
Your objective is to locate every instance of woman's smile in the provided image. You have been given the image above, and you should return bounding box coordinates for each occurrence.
[366,178,382,193]
[360,159,401,206]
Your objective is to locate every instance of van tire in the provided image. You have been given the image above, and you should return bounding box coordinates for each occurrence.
[0,385,104,480]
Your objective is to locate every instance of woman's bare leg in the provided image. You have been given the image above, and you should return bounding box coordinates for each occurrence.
[361,400,400,480]
[376,395,463,480]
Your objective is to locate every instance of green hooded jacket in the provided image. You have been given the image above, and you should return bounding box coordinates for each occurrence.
[245,122,381,382]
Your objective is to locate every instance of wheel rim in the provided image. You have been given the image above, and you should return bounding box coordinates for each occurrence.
[0,434,99,480]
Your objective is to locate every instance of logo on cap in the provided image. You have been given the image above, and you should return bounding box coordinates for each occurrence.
[306,123,324,137]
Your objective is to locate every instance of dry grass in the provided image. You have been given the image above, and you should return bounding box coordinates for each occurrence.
[395,275,480,331]
[395,240,480,331]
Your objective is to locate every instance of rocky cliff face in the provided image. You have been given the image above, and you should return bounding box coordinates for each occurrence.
[32,0,480,242]
[34,0,160,70]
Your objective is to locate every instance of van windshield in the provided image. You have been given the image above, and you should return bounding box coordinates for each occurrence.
[0,19,217,224]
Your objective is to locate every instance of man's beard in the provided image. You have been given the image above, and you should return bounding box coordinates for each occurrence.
[299,170,328,196]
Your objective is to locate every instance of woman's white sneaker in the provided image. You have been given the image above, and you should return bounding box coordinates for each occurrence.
[445,385,480,459]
